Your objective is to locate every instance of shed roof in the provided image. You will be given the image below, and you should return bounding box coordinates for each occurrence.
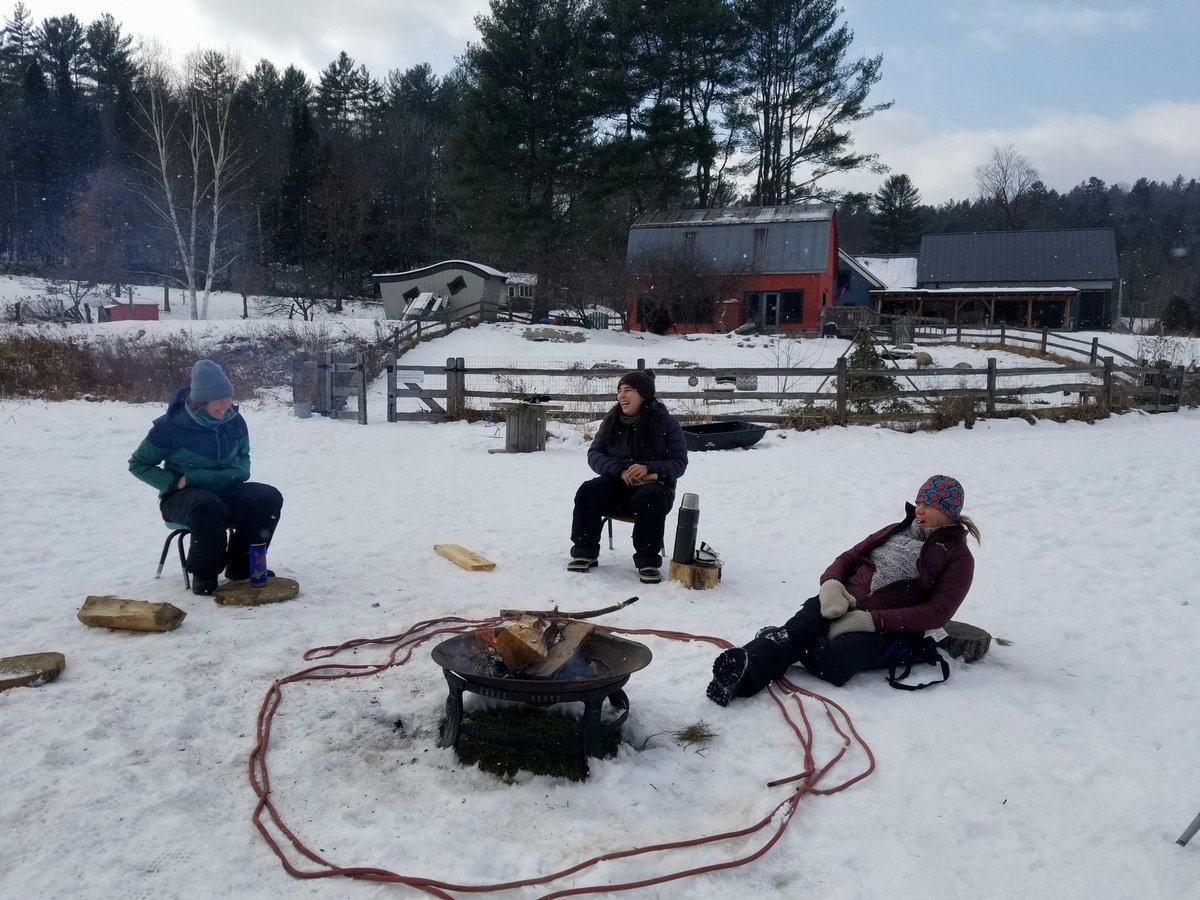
[631,204,834,228]
[917,229,1118,285]
[373,259,508,283]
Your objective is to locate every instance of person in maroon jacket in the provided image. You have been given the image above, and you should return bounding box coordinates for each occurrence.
[707,475,980,705]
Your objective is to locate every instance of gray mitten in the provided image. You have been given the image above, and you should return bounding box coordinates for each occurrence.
[826,609,875,641]
[818,579,856,619]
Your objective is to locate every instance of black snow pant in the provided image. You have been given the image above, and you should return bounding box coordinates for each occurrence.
[736,595,907,692]
[571,476,675,568]
[160,481,283,580]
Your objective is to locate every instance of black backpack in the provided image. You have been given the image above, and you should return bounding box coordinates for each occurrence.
[884,634,950,691]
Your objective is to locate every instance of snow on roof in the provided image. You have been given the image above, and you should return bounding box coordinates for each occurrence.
[373,260,509,280]
[505,272,538,285]
[633,205,835,228]
[857,256,918,290]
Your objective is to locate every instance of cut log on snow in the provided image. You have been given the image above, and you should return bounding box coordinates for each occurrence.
[941,621,991,662]
[668,560,722,590]
[525,622,596,677]
[434,544,496,571]
[215,577,300,606]
[0,652,66,691]
[493,615,552,670]
[77,596,186,632]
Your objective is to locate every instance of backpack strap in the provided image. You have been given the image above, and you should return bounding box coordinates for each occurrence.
[885,636,950,691]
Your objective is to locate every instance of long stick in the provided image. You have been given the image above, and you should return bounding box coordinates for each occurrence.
[499,596,638,620]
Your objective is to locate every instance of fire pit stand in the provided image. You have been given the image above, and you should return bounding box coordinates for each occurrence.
[438,669,631,764]
[431,630,652,774]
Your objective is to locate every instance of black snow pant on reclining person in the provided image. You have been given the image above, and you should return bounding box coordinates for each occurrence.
[735,595,909,694]
[160,481,283,581]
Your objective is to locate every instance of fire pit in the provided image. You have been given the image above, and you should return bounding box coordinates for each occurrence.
[431,628,652,772]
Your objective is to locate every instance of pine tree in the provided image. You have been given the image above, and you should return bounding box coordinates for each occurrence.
[736,0,890,204]
[870,174,923,252]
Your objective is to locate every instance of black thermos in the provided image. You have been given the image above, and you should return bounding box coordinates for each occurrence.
[672,493,700,564]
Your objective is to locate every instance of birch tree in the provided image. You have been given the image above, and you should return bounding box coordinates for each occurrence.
[131,46,245,319]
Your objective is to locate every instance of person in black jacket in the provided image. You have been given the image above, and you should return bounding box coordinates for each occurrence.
[569,370,687,584]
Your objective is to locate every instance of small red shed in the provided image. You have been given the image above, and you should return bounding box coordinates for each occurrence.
[100,302,160,322]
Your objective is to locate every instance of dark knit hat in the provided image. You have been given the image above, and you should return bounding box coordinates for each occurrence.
[915,474,964,521]
[189,359,234,403]
[617,369,656,401]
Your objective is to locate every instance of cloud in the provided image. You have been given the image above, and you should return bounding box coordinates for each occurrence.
[956,1,1150,49]
[831,100,1200,201]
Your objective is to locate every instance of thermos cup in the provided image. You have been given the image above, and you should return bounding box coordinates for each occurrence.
[672,493,700,565]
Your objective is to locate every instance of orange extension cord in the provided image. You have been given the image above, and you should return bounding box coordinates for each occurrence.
[248,616,876,898]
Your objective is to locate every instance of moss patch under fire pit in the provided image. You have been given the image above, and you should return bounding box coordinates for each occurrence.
[453,706,622,782]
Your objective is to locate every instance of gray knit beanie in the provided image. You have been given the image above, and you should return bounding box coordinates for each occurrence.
[189,360,234,403]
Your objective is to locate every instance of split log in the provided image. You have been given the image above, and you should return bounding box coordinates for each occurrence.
[77,596,186,632]
[0,652,66,691]
[215,576,300,606]
[525,622,596,677]
[434,544,496,571]
[493,615,552,670]
[941,621,992,662]
[668,560,722,590]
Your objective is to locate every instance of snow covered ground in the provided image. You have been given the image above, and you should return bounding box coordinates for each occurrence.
[2,279,1200,898]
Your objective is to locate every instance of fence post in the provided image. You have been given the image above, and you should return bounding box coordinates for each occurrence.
[1040,328,1048,355]
[14,301,21,326]
[356,351,368,425]
[1089,337,1099,365]
[1103,357,1114,408]
[956,325,962,345]
[446,356,467,419]
[386,350,397,423]
[1155,361,1166,411]
[836,357,848,424]
[1175,365,1185,411]
[320,351,333,418]
[637,358,645,371]
[999,323,1006,348]
[986,358,997,415]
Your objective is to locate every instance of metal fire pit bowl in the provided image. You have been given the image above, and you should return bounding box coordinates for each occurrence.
[431,629,653,768]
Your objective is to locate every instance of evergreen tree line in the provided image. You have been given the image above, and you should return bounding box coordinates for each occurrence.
[0,1,1194,321]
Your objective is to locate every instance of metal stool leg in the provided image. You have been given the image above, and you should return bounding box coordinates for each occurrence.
[605,517,614,550]
[157,528,191,589]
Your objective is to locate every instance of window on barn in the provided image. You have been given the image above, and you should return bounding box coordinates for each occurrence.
[402,286,420,301]
[446,275,467,295]
[780,291,804,324]
[682,231,696,254]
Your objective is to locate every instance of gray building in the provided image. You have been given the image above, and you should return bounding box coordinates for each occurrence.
[373,260,510,321]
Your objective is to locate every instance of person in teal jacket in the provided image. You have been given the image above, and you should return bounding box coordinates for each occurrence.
[129,360,283,595]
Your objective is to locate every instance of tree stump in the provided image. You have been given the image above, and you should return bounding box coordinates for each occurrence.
[940,621,991,662]
[667,560,722,590]
[214,577,300,606]
[0,652,66,691]
[77,596,186,632]
[504,404,550,452]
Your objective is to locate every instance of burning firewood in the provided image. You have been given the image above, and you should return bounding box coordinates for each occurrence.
[490,616,597,678]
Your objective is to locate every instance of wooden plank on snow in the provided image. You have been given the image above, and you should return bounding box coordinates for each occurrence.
[434,544,496,571]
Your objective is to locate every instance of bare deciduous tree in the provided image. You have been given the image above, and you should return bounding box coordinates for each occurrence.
[974,145,1039,230]
[131,45,247,319]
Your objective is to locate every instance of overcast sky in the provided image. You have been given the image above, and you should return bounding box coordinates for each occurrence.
[23,0,1200,204]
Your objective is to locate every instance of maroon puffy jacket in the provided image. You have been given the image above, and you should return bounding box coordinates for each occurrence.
[820,503,975,634]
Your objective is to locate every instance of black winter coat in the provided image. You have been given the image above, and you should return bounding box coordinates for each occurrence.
[587,402,688,488]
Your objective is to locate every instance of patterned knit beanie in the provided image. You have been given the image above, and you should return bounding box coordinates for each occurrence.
[916,474,964,521]
[617,369,656,401]
[189,359,234,403]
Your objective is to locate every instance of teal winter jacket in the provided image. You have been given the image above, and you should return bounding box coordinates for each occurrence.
[129,386,251,499]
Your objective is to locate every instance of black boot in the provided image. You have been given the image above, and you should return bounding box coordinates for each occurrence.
[706,648,749,707]
[192,575,219,596]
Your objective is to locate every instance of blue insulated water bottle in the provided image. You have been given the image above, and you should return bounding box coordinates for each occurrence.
[249,543,269,586]
[672,493,700,565]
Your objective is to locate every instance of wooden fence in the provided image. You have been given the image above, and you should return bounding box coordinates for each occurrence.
[382,353,1157,426]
